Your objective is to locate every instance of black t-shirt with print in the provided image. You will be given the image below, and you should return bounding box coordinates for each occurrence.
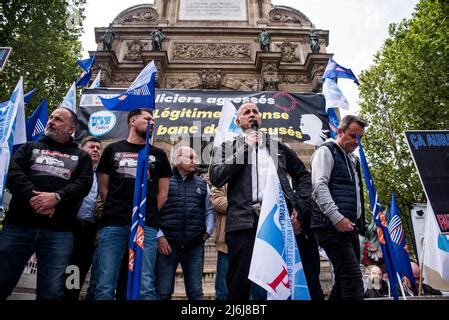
[97,139,172,228]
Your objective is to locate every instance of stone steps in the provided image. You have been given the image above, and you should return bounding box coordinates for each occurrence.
[11,239,335,300]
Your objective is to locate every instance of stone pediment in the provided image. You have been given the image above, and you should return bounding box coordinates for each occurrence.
[113,4,158,25]
[269,5,312,27]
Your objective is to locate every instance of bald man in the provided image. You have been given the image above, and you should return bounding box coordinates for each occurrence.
[210,102,322,300]
[0,107,93,300]
[155,146,214,300]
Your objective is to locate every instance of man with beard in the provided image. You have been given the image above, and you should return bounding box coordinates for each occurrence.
[95,108,172,300]
[0,107,93,300]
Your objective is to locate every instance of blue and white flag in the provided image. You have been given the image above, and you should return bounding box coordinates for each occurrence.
[322,78,350,111]
[423,202,449,281]
[100,61,157,111]
[213,99,242,148]
[327,107,339,139]
[26,98,48,142]
[12,83,27,149]
[388,192,418,295]
[127,121,150,300]
[75,54,96,87]
[358,136,402,300]
[90,70,102,89]
[60,82,77,112]
[0,77,24,209]
[249,160,311,300]
[0,88,36,108]
[322,58,360,85]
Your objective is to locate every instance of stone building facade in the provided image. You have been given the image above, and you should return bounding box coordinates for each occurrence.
[91,0,331,93]
[89,0,335,299]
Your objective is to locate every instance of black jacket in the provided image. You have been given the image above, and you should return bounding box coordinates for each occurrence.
[209,134,311,233]
[4,135,93,231]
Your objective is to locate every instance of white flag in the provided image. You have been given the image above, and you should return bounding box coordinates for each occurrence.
[12,81,26,146]
[60,82,77,112]
[0,77,24,208]
[423,202,449,280]
[248,160,311,300]
[90,70,102,88]
[213,99,242,148]
[322,78,350,111]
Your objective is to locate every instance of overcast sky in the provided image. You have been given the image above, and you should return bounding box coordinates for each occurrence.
[80,0,419,114]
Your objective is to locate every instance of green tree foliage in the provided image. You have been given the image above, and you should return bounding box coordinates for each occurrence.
[359,0,449,251]
[0,0,86,115]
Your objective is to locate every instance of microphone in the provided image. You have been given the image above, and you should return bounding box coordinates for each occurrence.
[251,119,259,151]
[251,119,259,131]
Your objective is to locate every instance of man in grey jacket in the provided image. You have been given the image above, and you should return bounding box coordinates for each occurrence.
[310,114,367,300]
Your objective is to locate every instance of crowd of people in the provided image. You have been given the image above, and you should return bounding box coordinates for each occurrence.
[0,104,442,301]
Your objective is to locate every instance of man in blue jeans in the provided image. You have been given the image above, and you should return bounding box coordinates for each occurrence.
[155,146,214,300]
[0,108,93,300]
[95,108,172,300]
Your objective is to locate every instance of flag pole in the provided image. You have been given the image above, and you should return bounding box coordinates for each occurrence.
[396,272,407,300]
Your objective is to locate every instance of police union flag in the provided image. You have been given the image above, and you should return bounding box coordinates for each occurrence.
[249,160,310,300]
[126,121,150,300]
[100,61,157,111]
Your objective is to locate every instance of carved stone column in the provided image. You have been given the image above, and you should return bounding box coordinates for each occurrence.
[140,51,169,87]
[304,52,332,92]
[91,50,119,87]
[255,51,282,91]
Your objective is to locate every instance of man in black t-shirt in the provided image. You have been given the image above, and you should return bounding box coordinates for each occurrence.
[0,107,93,300]
[95,108,172,300]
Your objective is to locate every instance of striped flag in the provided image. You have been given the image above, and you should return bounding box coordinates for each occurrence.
[126,121,150,300]
[26,98,48,141]
[358,136,402,300]
[387,192,418,295]
[100,61,157,111]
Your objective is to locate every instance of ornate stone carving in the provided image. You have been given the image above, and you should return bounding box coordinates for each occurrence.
[112,72,138,84]
[276,41,299,63]
[114,7,158,24]
[311,64,326,78]
[269,7,312,26]
[279,74,308,84]
[223,77,260,91]
[172,43,251,60]
[200,69,222,89]
[310,64,326,92]
[124,40,147,61]
[261,63,280,91]
[263,63,278,74]
[166,78,201,89]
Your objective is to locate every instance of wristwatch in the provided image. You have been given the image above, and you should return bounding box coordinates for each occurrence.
[55,192,62,202]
